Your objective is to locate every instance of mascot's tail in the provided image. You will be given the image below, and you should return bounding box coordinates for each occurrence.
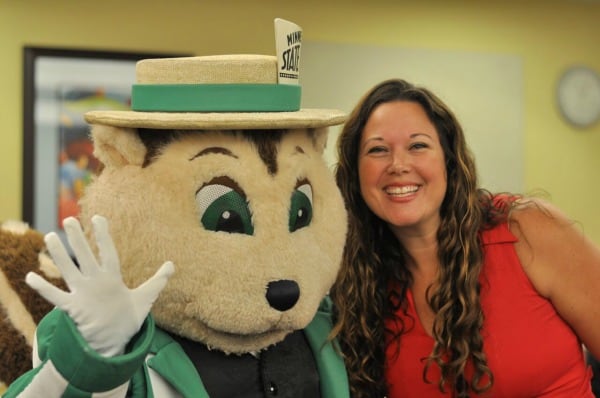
[0,220,65,392]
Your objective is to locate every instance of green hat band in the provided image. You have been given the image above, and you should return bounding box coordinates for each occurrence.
[131,83,301,112]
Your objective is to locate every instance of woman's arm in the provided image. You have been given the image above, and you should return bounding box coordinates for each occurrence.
[511,199,600,357]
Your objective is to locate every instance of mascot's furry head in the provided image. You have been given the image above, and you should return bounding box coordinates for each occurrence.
[79,19,348,364]
[0,221,64,393]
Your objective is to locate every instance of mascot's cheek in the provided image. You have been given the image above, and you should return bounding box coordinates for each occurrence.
[155,233,333,336]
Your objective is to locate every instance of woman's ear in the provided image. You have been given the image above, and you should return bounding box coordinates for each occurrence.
[90,125,146,168]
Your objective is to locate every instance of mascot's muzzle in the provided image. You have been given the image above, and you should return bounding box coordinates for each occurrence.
[266,280,300,311]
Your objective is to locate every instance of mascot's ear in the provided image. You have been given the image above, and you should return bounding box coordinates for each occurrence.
[91,125,146,168]
[313,127,329,155]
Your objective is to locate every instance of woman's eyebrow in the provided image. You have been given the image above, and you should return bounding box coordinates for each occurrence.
[409,132,434,140]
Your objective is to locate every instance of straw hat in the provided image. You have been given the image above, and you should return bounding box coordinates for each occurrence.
[84,54,346,130]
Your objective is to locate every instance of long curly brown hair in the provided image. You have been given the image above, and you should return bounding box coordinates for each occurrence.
[330,79,510,397]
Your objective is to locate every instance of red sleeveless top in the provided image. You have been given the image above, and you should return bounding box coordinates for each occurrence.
[385,222,593,397]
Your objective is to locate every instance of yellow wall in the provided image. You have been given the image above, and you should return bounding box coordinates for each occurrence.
[1,0,599,242]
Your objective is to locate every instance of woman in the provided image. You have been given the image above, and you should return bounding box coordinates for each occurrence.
[330,79,600,397]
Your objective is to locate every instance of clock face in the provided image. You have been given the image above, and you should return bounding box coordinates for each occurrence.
[557,66,600,128]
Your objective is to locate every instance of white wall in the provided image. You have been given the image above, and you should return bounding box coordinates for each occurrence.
[301,41,524,193]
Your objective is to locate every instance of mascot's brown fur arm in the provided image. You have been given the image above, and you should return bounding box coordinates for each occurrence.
[0,221,65,393]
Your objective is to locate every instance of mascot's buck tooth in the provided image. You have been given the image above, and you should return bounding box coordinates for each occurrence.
[2,19,350,397]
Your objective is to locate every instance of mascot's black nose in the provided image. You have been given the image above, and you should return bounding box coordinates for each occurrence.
[266,280,300,311]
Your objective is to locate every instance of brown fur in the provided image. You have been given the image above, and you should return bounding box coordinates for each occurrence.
[0,304,31,389]
[0,221,65,388]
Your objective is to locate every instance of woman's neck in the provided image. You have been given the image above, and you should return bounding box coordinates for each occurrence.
[392,224,439,275]
[395,230,440,336]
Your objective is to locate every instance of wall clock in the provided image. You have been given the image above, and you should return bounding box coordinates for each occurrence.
[556,65,600,128]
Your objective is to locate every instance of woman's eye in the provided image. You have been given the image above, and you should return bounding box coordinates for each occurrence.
[410,142,429,150]
[367,146,387,154]
[289,183,313,232]
[196,184,254,235]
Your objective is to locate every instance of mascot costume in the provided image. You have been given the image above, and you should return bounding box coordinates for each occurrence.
[0,221,64,394]
[2,19,349,397]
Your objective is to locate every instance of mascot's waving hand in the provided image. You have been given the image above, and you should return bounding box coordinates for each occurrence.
[3,19,349,398]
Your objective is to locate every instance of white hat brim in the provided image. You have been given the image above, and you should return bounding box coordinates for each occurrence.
[84,108,346,130]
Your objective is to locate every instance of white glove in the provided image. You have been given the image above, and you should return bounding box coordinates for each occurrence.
[26,215,174,357]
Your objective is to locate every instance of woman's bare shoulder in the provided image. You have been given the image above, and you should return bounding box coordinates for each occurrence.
[508,197,600,356]
[508,197,594,296]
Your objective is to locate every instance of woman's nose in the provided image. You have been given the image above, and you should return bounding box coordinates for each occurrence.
[387,154,410,174]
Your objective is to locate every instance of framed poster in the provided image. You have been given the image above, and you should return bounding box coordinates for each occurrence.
[22,47,186,237]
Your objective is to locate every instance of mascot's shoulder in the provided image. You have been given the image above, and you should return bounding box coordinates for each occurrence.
[319,296,334,313]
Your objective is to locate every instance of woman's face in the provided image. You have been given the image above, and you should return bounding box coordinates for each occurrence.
[358,100,447,238]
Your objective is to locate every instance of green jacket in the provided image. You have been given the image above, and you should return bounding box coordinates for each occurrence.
[3,300,349,398]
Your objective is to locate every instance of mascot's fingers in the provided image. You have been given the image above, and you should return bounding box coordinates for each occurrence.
[25,271,69,308]
[63,217,99,277]
[132,261,175,315]
[91,215,121,274]
[44,231,81,287]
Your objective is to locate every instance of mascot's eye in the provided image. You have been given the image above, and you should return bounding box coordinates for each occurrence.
[289,183,313,232]
[196,184,254,235]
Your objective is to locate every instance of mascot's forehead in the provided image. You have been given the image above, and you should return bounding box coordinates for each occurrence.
[152,130,324,191]
[163,129,317,162]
